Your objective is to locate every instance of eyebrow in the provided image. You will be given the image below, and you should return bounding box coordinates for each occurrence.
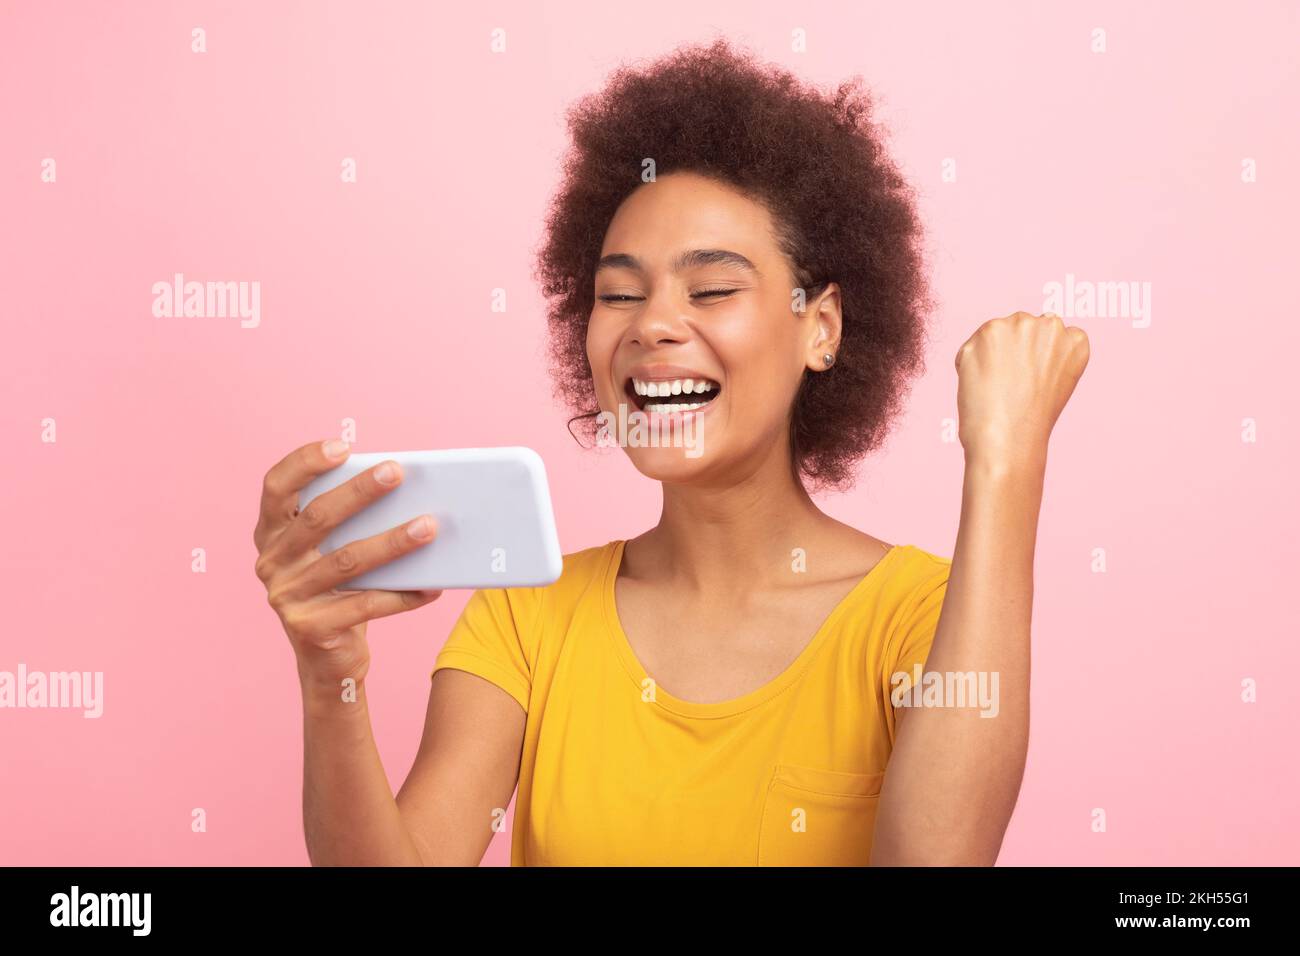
[595,248,760,277]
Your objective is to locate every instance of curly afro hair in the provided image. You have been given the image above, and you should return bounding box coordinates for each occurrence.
[533,38,931,491]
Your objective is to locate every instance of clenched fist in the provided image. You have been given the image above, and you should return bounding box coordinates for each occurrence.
[955,311,1090,467]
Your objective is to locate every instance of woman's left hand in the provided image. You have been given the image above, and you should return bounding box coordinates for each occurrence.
[954,311,1090,469]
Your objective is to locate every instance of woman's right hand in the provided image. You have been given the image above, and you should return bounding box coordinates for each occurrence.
[253,439,442,688]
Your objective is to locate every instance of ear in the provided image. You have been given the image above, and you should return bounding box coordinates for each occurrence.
[800,282,842,372]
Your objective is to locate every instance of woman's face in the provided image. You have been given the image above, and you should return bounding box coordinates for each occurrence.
[586,171,840,486]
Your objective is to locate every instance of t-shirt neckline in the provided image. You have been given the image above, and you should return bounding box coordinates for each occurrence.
[601,538,906,720]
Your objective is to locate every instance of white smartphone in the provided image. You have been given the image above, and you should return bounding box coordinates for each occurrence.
[297,446,563,591]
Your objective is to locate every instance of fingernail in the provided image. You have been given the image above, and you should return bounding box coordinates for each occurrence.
[323,439,349,458]
[407,515,434,540]
[375,462,400,484]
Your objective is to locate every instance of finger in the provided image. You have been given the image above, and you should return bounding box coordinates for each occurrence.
[321,590,444,634]
[266,458,405,562]
[274,514,438,602]
[954,338,973,373]
[1067,326,1091,369]
[304,588,444,635]
[255,439,352,550]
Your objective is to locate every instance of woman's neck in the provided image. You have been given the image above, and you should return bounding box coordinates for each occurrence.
[632,451,833,593]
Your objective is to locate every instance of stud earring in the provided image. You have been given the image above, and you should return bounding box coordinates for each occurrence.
[822,353,835,368]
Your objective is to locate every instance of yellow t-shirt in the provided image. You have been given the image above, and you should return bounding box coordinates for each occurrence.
[431,539,950,866]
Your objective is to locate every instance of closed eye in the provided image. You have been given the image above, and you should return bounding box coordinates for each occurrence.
[596,288,740,304]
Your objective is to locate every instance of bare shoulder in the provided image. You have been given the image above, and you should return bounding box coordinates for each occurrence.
[823,519,894,579]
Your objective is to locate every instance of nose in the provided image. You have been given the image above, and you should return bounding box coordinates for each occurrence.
[627,294,688,348]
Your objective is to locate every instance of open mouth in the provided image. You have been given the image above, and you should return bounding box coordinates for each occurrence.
[624,376,721,414]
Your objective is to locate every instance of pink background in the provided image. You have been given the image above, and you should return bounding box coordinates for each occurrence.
[2,0,1296,866]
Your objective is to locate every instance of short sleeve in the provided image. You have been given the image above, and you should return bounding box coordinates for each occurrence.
[880,556,951,744]
[431,586,538,713]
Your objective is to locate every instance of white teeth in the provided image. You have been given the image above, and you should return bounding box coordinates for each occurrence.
[643,401,707,413]
[630,377,719,398]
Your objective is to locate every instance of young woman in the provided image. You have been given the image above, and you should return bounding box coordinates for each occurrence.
[252,40,1088,866]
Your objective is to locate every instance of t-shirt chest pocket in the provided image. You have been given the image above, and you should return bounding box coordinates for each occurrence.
[756,764,886,866]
